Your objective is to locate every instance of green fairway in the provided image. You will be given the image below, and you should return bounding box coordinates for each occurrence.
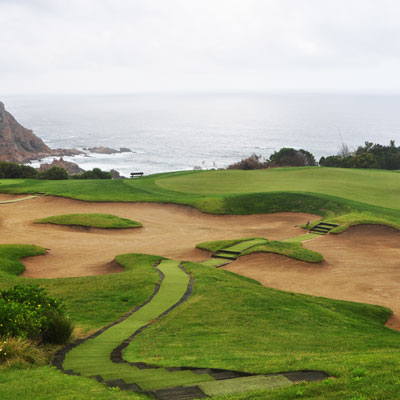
[35,213,142,229]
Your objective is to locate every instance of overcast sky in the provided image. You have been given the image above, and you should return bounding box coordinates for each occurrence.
[1,0,400,94]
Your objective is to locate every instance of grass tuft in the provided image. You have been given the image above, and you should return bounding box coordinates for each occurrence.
[0,336,47,368]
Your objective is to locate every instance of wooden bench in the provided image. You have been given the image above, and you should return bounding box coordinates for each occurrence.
[130,172,144,178]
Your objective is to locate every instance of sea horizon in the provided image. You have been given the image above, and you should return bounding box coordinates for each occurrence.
[3,92,400,176]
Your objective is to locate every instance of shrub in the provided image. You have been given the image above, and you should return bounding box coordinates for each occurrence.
[227,154,269,170]
[0,285,72,344]
[38,166,68,180]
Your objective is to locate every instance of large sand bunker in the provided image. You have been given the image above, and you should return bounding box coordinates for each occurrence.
[224,225,400,330]
[0,195,316,278]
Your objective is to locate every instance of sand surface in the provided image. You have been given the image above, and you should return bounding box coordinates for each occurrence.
[224,225,400,330]
[0,195,316,278]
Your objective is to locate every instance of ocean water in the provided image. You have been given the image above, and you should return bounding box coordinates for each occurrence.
[3,93,400,176]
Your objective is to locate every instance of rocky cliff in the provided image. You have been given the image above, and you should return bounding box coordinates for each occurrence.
[0,101,52,163]
[0,101,82,163]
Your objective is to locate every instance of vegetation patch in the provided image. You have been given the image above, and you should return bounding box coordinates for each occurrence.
[35,213,142,229]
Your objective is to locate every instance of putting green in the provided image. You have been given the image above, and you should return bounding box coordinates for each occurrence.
[155,168,400,210]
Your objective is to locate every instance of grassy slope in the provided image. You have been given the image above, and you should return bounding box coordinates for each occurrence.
[35,213,142,229]
[125,262,400,399]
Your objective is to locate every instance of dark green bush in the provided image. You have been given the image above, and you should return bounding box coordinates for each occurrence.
[38,166,68,180]
[269,148,316,167]
[0,285,72,344]
[320,140,400,170]
[0,161,38,179]
[72,167,112,179]
[42,312,73,344]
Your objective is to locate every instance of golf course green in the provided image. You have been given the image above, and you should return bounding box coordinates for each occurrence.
[0,166,400,399]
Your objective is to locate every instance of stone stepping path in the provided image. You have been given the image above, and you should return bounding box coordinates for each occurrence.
[54,259,329,399]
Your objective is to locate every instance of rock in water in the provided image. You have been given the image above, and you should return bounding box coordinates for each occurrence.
[0,101,51,163]
[85,146,132,154]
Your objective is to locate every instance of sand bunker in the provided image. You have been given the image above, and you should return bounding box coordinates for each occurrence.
[2,195,400,329]
[224,225,400,330]
[0,195,316,278]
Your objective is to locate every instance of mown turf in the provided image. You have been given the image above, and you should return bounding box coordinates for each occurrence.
[35,213,142,229]
[0,366,146,400]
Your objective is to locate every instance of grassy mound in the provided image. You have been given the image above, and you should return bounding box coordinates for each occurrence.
[197,238,324,263]
[35,213,142,229]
